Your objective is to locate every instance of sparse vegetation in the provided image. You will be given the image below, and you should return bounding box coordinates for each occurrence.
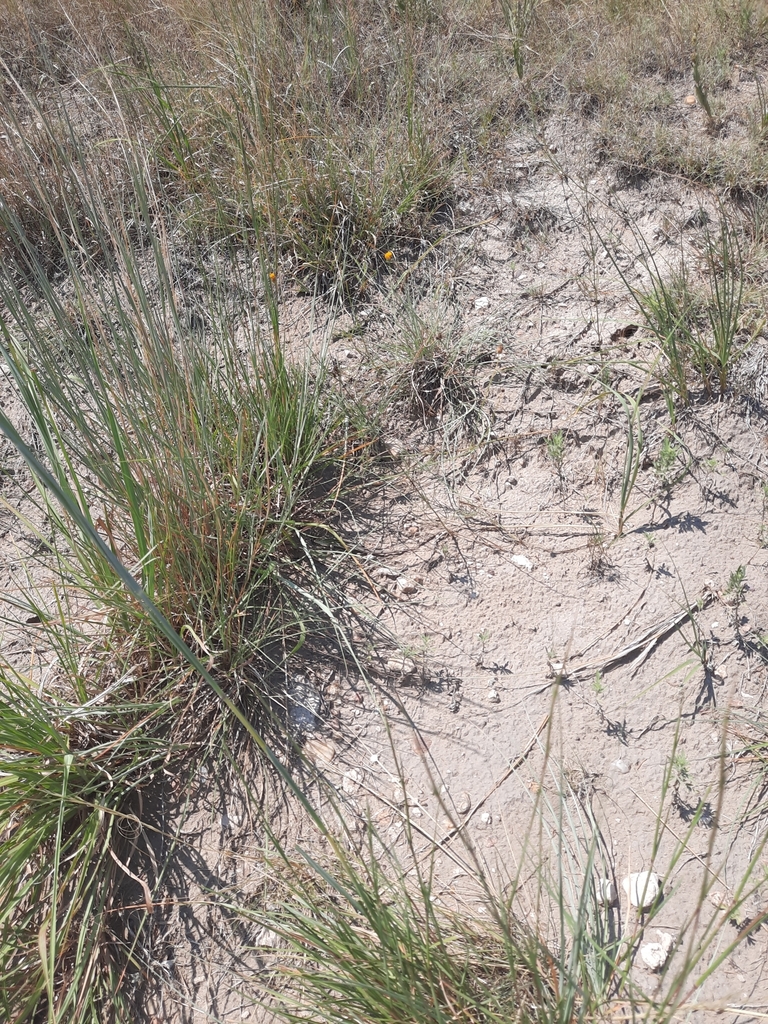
[2,0,768,1021]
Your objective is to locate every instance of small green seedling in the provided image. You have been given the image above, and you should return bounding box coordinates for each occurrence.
[654,436,678,478]
[616,389,645,536]
[546,429,565,470]
[725,565,746,605]
[671,751,691,788]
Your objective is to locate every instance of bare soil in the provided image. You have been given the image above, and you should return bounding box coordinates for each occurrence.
[4,119,768,1022]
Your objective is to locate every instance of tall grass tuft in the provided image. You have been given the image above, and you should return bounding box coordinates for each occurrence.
[0,114,373,698]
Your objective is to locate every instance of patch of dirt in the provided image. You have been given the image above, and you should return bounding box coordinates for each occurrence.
[5,123,768,1020]
[304,144,768,1016]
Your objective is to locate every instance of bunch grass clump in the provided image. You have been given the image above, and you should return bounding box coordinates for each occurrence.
[605,207,757,412]
[380,296,493,452]
[260,838,538,1024]
[0,147,372,687]
[0,112,380,1016]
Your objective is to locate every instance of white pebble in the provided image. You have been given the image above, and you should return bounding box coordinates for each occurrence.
[342,769,361,795]
[640,931,674,971]
[254,926,281,948]
[596,879,617,905]
[623,871,661,910]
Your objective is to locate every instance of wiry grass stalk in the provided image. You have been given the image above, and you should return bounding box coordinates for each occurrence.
[615,388,645,538]
[499,0,538,80]
[700,215,745,396]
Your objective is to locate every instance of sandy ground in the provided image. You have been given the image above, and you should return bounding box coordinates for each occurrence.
[3,116,768,1021]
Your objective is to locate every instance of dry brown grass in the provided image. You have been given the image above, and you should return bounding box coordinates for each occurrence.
[2,0,768,296]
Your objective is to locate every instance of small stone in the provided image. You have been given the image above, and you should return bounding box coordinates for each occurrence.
[254,926,281,948]
[392,784,407,806]
[387,821,404,843]
[396,575,418,595]
[480,812,492,824]
[342,769,361,795]
[613,759,629,774]
[374,566,399,579]
[381,436,406,457]
[474,296,490,310]
[596,879,617,905]
[684,94,696,105]
[385,656,417,679]
[511,553,533,570]
[441,814,455,830]
[456,792,471,815]
[623,871,662,910]
[304,737,337,764]
[488,689,500,704]
[640,931,674,971]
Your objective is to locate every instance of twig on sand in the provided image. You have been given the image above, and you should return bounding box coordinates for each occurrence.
[567,591,716,680]
[417,711,551,863]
